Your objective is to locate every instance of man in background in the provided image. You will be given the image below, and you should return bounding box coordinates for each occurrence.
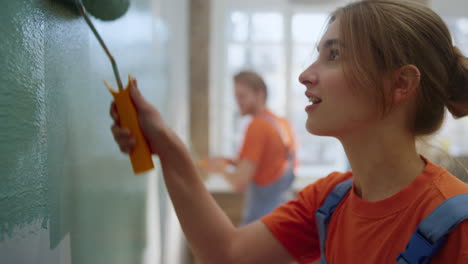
[202,70,298,225]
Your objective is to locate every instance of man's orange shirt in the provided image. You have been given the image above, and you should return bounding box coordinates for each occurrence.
[262,157,468,263]
[238,109,297,186]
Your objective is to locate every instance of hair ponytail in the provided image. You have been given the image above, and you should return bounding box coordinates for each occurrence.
[446,47,468,118]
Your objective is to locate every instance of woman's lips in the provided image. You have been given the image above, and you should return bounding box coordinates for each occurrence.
[305,103,320,112]
[305,91,322,112]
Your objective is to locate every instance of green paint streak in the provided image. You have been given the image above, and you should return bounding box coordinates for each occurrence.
[0,0,49,241]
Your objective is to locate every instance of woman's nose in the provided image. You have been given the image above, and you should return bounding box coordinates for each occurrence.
[298,66,318,86]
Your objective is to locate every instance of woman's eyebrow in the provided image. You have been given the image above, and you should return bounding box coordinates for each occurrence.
[317,38,341,52]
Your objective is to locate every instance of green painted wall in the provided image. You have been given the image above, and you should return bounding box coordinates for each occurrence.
[0,0,169,263]
[0,0,50,242]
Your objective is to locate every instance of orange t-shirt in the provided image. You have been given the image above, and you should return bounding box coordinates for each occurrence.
[238,109,297,186]
[262,158,468,264]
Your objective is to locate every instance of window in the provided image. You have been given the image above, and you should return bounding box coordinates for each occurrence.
[226,10,287,157]
[211,1,349,187]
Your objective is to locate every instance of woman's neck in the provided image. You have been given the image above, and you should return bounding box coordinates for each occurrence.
[340,126,426,202]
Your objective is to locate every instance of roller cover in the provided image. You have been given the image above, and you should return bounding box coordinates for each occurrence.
[82,0,129,21]
[59,0,130,21]
[107,79,154,174]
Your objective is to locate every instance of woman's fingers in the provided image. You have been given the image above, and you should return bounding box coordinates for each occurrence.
[111,124,136,153]
[119,143,135,153]
[110,101,134,153]
[128,75,149,113]
[110,102,120,125]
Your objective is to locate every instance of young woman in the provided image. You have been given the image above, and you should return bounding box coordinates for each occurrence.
[110,0,468,263]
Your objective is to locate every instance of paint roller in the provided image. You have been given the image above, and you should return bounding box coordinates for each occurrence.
[59,0,130,21]
[63,0,154,174]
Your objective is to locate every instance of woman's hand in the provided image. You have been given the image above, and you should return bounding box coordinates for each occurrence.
[110,76,166,155]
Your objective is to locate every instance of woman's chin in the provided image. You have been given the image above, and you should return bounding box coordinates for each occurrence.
[306,122,323,136]
[306,121,334,137]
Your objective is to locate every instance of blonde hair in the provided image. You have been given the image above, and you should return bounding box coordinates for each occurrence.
[233,70,268,103]
[331,0,468,136]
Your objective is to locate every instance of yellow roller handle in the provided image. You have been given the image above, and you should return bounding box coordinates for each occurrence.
[106,79,154,174]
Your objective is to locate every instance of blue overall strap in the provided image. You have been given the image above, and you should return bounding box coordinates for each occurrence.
[397,193,468,264]
[315,179,353,264]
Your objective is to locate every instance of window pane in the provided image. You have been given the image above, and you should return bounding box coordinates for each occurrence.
[265,73,287,116]
[252,12,283,43]
[292,13,328,43]
[251,45,286,115]
[454,18,468,51]
[251,45,283,72]
[227,44,247,72]
[229,11,249,42]
[292,44,317,70]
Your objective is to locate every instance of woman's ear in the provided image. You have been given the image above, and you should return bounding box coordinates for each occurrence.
[393,64,421,103]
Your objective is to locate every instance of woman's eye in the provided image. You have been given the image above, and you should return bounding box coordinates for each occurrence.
[329,49,341,61]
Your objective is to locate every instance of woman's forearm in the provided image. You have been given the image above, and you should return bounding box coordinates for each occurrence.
[154,127,237,263]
